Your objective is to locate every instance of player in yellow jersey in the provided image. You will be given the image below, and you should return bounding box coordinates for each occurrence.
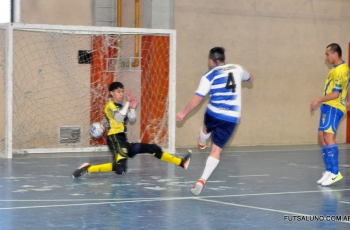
[72,82,191,178]
[310,43,350,186]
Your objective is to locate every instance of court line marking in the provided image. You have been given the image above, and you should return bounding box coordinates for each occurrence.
[228,174,270,177]
[189,145,350,154]
[196,198,350,224]
[11,154,113,159]
[2,189,350,222]
[11,153,191,159]
[1,188,350,202]
[0,199,159,210]
[9,144,350,159]
[12,145,350,159]
[191,149,320,154]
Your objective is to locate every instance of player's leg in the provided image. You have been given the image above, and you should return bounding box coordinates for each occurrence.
[72,157,114,178]
[191,144,221,195]
[316,131,332,184]
[131,143,191,169]
[72,162,114,178]
[321,132,343,186]
[191,114,236,195]
[317,104,334,184]
[72,163,91,178]
[71,161,123,178]
[320,106,344,186]
[107,134,129,175]
[198,125,211,149]
[72,134,129,177]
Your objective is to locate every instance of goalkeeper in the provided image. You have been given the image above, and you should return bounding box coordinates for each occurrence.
[72,82,191,178]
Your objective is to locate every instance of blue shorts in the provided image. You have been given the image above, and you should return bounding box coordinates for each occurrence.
[204,113,237,148]
[318,104,344,134]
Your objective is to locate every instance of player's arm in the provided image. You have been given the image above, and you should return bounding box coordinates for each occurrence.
[311,73,344,111]
[237,64,254,82]
[128,108,136,123]
[127,108,136,123]
[114,103,136,123]
[176,95,203,121]
[113,103,136,123]
[104,103,124,123]
[247,74,254,82]
[113,102,129,122]
[113,91,138,122]
[176,75,209,122]
[346,78,350,111]
[126,91,138,122]
[310,92,340,111]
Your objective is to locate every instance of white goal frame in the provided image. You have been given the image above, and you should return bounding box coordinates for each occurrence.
[0,23,176,158]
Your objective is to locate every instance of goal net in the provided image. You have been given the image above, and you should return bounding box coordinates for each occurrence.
[0,23,176,158]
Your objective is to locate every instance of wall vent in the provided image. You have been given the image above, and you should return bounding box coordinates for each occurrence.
[59,126,82,144]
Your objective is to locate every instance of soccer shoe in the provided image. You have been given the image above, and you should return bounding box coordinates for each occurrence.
[321,172,343,186]
[198,138,206,150]
[72,163,90,178]
[180,150,192,169]
[317,171,331,185]
[191,179,205,195]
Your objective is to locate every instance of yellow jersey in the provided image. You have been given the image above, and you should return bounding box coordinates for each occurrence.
[323,62,350,113]
[104,101,128,135]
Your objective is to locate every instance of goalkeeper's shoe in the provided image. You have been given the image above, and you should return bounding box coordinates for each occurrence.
[191,179,205,195]
[72,163,90,178]
[180,150,192,169]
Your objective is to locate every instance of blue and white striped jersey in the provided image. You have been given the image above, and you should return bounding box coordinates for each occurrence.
[195,64,251,123]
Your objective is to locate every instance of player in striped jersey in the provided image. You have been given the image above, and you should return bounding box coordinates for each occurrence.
[176,47,254,195]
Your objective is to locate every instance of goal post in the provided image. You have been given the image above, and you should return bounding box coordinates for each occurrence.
[0,23,176,158]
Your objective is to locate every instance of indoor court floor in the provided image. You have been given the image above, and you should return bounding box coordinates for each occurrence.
[1,144,350,230]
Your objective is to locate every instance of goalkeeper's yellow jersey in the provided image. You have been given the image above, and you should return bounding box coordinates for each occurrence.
[104,101,128,135]
[323,62,350,114]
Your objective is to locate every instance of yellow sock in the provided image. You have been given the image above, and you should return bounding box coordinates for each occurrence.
[158,152,181,166]
[87,163,113,173]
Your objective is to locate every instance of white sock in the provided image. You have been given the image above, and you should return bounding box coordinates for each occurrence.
[199,127,211,143]
[200,156,219,181]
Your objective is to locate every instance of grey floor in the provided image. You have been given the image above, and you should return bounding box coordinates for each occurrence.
[1,144,350,230]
